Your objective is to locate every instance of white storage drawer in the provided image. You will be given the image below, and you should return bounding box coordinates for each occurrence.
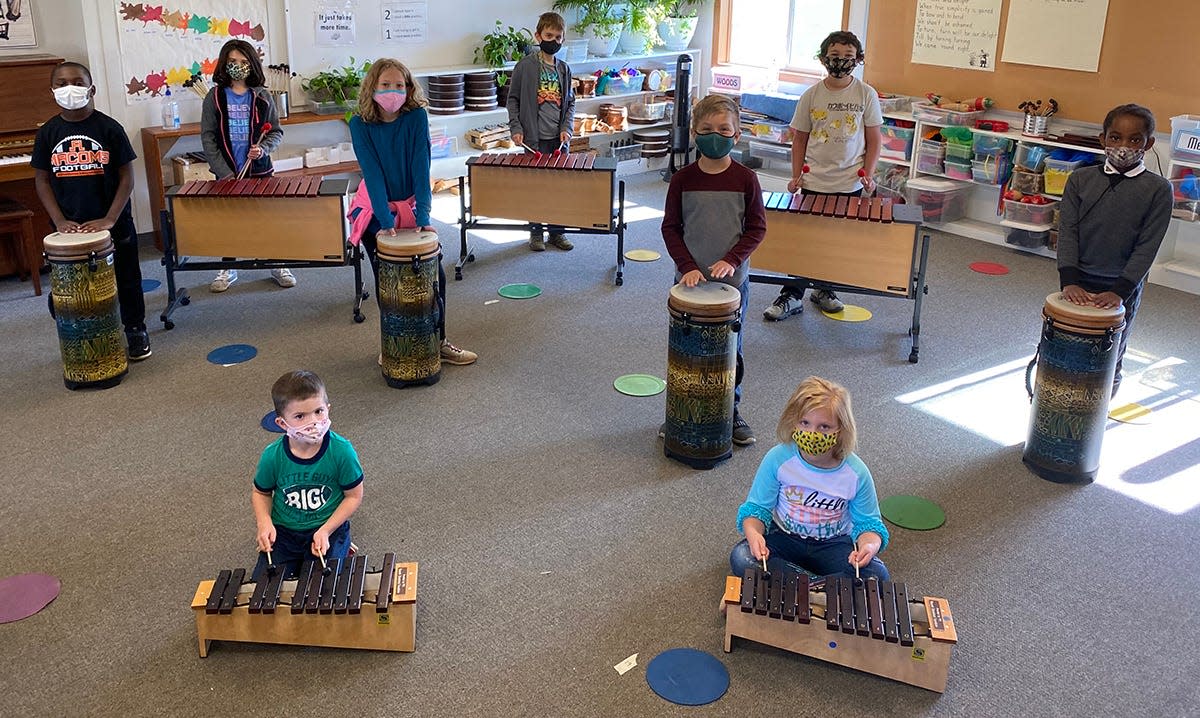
[749,140,791,164]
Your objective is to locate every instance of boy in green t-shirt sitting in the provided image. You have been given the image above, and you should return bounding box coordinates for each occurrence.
[251,370,364,580]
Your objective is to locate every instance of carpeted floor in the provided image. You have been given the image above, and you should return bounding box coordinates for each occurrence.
[2,170,1198,717]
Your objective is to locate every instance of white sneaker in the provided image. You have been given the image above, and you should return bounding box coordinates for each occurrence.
[210,269,238,292]
[271,268,297,288]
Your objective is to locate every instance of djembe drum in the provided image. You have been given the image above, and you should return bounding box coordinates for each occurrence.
[376,231,442,388]
[44,230,127,390]
[1023,292,1126,483]
[664,282,741,469]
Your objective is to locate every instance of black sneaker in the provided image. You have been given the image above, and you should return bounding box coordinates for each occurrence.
[126,326,152,361]
[732,415,756,446]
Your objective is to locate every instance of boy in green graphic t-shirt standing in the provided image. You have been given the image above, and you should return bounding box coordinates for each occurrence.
[250,370,364,580]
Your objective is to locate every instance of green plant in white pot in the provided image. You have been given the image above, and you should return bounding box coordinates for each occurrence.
[617,0,662,54]
[553,0,625,58]
[656,0,700,51]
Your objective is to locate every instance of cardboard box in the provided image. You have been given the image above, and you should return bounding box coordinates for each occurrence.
[172,155,210,184]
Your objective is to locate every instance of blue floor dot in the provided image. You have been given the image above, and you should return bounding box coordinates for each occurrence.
[645,648,729,706]
[141,279,161,292]
[261,411,285,433]
[207,344,257,365]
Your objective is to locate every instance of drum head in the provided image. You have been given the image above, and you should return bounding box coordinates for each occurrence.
[669,282,741,318]
[377,231,440,260]
[1044,292,1125,332]
[43,230,113,257]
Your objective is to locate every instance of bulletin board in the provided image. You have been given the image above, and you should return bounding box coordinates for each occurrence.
[863,0,1199,125]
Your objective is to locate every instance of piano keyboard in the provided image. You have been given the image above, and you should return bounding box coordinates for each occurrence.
[0,153,32,166]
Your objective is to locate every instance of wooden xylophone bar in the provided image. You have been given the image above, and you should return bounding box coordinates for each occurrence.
[191,554,418,656]
[724,567,957,692]
[750,190,931,363]
[472,151,597,170]
[176,176,324,197]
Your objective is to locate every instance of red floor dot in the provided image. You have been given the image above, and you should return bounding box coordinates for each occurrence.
[969,261,1009,275]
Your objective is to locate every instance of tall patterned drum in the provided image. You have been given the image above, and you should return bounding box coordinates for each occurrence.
[1023,292,1126,483]
[377,231,442,388]
[664,282,741,469]
[44,231,128,390]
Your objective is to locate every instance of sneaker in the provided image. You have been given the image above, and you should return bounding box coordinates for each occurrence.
[547,233,574,251]
[658,422,666,439]
[378,352,383,366]
[440,339,477,365]
[810,289,844,313]
[210,269,238,292]
[126,326,152,361]
[763,293,804,321]
[529,232,546,252]
[732,415,756,446]
[271,268,297,288]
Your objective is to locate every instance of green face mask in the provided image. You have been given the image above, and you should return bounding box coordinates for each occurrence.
[793,429,839,456]
[695,132,735,159]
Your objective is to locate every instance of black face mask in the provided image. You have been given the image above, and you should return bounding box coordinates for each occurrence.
[539,40,562,56]
[822,56,857,78]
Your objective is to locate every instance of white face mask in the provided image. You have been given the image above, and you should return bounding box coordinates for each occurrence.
[282,417,331,446]
[53,85,92,111]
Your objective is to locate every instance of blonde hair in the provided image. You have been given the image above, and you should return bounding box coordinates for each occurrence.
[776,376,857,460]
[357,59,427,123]
[537,12,565,34]
[690,94,740,133]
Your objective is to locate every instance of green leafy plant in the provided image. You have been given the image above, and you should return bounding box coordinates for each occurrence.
[301,57,370,104]
[473,20,534,68]
[553,1,625,40]
[624,0,663,50]
[657,0,701,17]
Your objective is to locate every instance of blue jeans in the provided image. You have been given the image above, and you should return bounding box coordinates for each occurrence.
[730,525,889,581]
[251,521,351,581]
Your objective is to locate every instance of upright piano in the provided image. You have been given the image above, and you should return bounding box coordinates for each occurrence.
[0,54,64,277]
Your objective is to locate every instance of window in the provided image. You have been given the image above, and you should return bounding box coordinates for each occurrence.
[724,0,866,76]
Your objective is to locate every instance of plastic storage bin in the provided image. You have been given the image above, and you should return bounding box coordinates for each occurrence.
[562,39,589,63]
[1011,168,1043,194]
[971,156,1005,184]
[880,124,916,160]
[944,158,972,180]
[1171,176,1200,221]
[1004,198,1058,226]
[1006,228,1050,248]
[1042,158,1084,195]
[973,134,1013,156]
[905,176,971,224]
[1170,115,1200,160]
[1014,143,1050,171]
[911,101,986,126]
[878,95,912,114]
[945,142,973,161]
[916,146,945,174]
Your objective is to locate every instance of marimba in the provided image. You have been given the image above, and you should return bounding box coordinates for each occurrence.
[723,567,957,692]
[190,553,417,657]
[751,192,931,363]
[160,176,364,329]
[457,152,628,285]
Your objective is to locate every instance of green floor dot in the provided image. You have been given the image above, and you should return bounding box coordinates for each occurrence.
[880,495,946,530]
[614,374,666,397]
[498,283,542,299]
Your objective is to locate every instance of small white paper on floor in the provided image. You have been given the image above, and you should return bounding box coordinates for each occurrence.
[614,653,638,675]
[484,300,499,305]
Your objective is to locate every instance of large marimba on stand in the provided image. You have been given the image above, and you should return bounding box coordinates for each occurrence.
[160,176,364,329]
[190,553,418,656]
[723,567,958,692]
[457,152,628,285]
[752,192,931,363]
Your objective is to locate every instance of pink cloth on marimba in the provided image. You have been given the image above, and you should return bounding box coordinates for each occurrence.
[346,181,417,246]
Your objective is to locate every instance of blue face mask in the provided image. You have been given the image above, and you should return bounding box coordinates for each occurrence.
[695,132,735,159]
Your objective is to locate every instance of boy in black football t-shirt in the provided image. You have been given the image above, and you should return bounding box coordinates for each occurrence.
[31,61,150,360]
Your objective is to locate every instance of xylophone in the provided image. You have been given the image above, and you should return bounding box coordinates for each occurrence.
[750,192,931,363]
[161,177,364,329]
[190,553,417,657]
[457,152,628,285]
[723,567,958,693]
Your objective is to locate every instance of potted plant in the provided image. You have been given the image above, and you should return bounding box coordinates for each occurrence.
[617,0,662,54]
[473,20,533,68]
[301,57,371,113]
[553,1,625,58]
[656,0,701,51]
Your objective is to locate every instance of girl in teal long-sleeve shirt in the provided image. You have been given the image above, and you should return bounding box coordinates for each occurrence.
[349,59,476,366]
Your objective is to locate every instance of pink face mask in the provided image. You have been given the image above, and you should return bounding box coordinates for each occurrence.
[282,417,331,446]
[374,90,407,113]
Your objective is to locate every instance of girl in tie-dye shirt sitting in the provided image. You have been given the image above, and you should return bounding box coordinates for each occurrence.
[730,376,889,581]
